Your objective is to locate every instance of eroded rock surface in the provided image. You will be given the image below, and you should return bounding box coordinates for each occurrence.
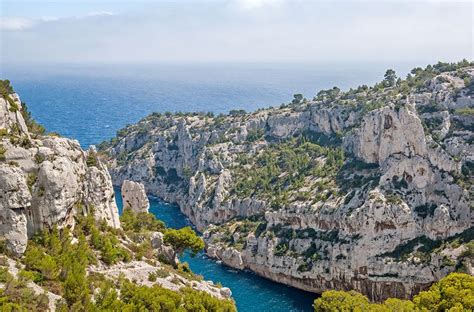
[121,180,150,213]
[101,64,474,300]
[0,93,120,256]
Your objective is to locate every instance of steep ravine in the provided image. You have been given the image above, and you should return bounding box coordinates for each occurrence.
[101,61,474,301]
[114,189,318,312]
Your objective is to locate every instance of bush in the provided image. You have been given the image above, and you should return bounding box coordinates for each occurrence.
[314,273,473,312]
[4,210,236,311]
[21,101,46,136]
[86,153,98,167]
[0,144,6,161]
[0,275,50,311]
[314,290,372,311]
[23,245,60,281]
[0,80,18,111]
[148,271,157,282]
[246,128,264,142]
[120,208,165,233]
[413,273,474,311]
[274,241,289,256]
[0,267,11,283]
[455,107,474,116]
[164,227,205,259]
[26,172,37,192]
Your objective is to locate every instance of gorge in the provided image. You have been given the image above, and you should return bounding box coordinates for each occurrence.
[99,61,474,302]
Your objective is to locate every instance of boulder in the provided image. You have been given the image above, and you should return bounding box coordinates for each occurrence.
[121,180,150,213]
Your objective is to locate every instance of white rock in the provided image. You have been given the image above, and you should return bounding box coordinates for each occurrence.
[121,180,150,213]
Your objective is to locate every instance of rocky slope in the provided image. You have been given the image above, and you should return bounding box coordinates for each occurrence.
[0,81,234,310]
[100,61,474,301]
[0,87,120,257]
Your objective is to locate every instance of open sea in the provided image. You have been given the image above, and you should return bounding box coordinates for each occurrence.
[1,62,416,311]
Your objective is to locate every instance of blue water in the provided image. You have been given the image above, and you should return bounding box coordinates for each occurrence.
[115,190,317,312]
[0,62,416,311]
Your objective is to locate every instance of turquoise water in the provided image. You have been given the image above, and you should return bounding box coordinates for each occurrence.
[115,190,317,311]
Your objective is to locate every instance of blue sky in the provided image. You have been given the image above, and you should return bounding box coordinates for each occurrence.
[1,0,472,64]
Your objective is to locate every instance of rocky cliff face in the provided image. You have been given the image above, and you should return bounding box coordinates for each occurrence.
[121,180,150,213]
[0,91,120,257]
[101,62,474,301]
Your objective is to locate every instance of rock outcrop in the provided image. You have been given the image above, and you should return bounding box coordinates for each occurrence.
[121,180,150,213]
[101,62,474,300]
[0,91,120,256]
[88,260,232,300]
[0,87,236,307]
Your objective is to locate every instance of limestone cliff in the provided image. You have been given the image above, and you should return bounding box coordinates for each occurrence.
[0,82,234,309]
[0,88,120,257]
[101,61,474,301]
[121,180,150,213]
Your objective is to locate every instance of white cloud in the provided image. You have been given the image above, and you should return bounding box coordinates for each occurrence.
[237,0,282,10]
[41,16,60,22]
[1,1,471,63]
[0,17,35,30]
[85,11,116,18]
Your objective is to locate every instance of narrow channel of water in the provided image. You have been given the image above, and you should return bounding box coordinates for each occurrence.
[115,191,317,312]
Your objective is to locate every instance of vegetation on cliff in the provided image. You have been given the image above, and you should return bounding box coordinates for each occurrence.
[314,273,474,312]
[0,79,46,137]
[0,208,235,311]
[232,137,345,208]
[99,59,473,302]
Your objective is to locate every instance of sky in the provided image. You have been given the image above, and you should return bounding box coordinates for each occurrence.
[0,0,473,65]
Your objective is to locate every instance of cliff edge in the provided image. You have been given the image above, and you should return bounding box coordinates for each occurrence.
[0,82,120,256]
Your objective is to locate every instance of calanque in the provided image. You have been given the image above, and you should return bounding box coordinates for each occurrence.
[99,61,474,301]
[0,60,473,311]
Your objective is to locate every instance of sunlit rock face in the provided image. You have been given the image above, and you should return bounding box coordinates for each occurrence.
[0,93,120,257]
[102,65,474,300]
[121,180,150,213]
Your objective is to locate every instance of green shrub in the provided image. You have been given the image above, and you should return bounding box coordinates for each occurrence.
[148,271,157,282]
[120,208,165,233]
[20,101,46,136]
[34,153,45,164]
[314,273,473,312]
[0,267,11,283]
[8,101,19,112]
[314,290,373,311]
[86,153,98,167]
[26,172,37,192]
[163,227,205,260]
[412,273,474,311]
[154,268,170,279]
[23,245,60,281]
[0,274,50,311]
[274,241,289,256]
[0,144,6,161]
[246,128,264,142]
[455,107,474,116]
